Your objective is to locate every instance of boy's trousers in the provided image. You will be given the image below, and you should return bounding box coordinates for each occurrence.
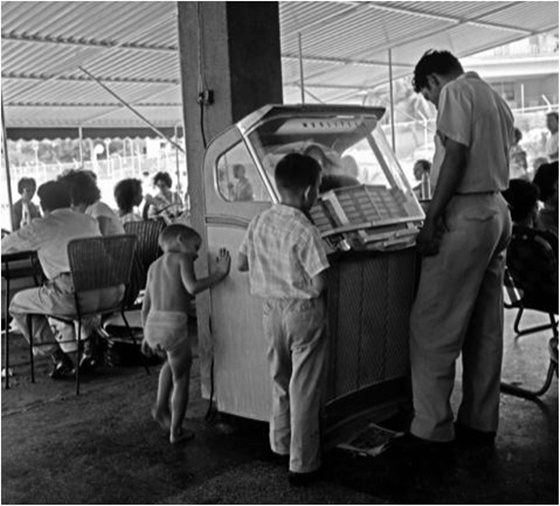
[263,297,327,473]
[409,193,511,441]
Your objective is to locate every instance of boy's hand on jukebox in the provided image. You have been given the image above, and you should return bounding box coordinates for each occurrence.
[215,248,231,279]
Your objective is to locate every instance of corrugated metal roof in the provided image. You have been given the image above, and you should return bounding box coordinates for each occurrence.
[2,1,558,130]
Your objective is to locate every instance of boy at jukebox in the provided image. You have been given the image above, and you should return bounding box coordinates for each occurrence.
[237,153,330,485]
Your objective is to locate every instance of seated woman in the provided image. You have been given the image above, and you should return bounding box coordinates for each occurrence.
[114,178,143,224]
[11,177,41,230]
[58,170,124,236]
[147,171,184,224]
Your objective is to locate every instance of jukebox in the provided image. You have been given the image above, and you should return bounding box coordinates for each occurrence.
[200,105,424,434]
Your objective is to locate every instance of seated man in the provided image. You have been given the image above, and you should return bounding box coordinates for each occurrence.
[2,181,121,379]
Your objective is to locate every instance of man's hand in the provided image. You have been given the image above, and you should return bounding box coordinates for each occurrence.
[416,218,445,257]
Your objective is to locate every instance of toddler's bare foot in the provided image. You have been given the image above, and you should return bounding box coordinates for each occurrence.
[170,428,195,444]
[151,407,171,431]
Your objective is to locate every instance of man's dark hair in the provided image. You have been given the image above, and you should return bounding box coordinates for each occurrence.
[533,162,559,203]
[547,112,558,121]
[153,171,172,188]
[114,178,142,213]
[37,181,71,212]
[58,169,101,206]
[275,153,321,192]
[17,177,37,194]
[412,49,464,93]
[502,179,540,223]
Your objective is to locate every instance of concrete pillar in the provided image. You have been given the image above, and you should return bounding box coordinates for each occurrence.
[177,2,282,396]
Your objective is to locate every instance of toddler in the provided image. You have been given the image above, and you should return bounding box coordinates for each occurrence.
[141,224,230,443]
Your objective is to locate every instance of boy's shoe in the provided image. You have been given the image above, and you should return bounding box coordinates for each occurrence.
[50,356,75,380]
[288,468,322,486]
[454,422,496,446]
[267,451,289,465]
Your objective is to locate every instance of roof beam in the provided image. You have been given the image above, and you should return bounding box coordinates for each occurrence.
[281,53,412,68]
[362,1,532,35]
[1,32,177,53]
[280,2,367,36]
[2,72,179,86]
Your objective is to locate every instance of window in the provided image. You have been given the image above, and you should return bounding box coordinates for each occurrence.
[216,141,271,202]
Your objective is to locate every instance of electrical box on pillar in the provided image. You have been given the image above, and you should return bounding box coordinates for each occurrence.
[197,104,425,443]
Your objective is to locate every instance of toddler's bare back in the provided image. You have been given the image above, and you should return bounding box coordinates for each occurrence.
[146,252,194,314]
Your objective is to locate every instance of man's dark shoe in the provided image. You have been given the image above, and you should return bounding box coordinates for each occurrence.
[388,432,454,458]
[454,422,495,446]
[288,468,322,486]
[50,356,75,380]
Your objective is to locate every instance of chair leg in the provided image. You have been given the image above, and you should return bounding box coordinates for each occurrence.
[121,311,150,375]
[4,279,10,390]
[76,319,81,396]
[514,307,558,337]
[501,360,557,399]
[27,314,35,384]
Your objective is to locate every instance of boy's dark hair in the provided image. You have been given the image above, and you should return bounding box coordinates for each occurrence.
[114,178,142,213]
[513,127,522,143]
[58,169,101,206]
[275,153,321,192]
[412,50,464,93]
[502,179,540,223]
[547,112,558,121]
[153,171,172,188]
[158,224,200,250]
[37,181,71,212]
[533,162,558,203]
[18,177,37,194]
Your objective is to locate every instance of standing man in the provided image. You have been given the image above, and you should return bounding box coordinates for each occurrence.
[545,111,558,162]
[406,50,513,447]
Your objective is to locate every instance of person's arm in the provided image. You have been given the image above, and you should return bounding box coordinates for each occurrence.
[310,270,327,294]
[416,138,467,256]
[141,273,152,327]
[96,216,113,236]
[180,249,231,296]
[237,252,249,272]
[1,221,41,253]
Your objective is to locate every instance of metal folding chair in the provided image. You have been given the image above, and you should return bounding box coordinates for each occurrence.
[501,226,558,399]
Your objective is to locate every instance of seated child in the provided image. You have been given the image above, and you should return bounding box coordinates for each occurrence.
[237,153,330,486]
[141,224,230,444]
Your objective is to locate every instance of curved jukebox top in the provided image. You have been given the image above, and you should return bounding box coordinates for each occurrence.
[204,104,424,251]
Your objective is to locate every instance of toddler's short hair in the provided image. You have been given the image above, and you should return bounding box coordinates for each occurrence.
[275,153,321,192]
[158,224,200,251]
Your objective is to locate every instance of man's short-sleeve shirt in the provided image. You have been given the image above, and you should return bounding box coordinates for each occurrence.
[1,208,101,279]
[436,71,514,193]
[239,204,329,299]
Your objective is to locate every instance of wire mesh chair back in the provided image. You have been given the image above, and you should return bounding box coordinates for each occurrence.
[124,220,165,273]
[67,235,137,293]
